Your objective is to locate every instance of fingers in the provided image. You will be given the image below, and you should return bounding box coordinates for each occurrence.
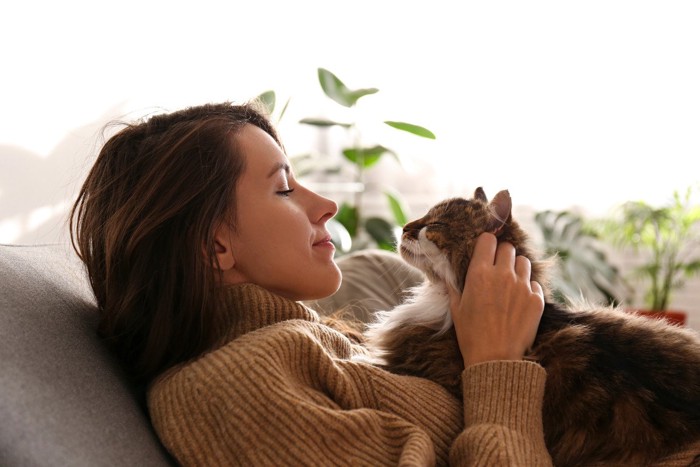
[531,280,544,301]
[468,233,538,294]
[454,234,546,366]
[471,232,497,266]
[495,243,516,271]
[514,254,531,282]
[469,233,516,279]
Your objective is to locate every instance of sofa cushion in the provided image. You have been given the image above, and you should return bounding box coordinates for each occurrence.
[306,249,425,322]
[0,244,173,467]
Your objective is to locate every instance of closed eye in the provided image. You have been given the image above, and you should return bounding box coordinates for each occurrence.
[277,188,295,197]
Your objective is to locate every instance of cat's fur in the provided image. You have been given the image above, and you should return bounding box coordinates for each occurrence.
[365,187,700,467]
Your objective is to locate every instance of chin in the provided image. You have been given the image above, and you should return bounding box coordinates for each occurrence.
[282,264,341,302]
[309,264,342,300]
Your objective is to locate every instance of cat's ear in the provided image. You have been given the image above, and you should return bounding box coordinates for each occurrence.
[487,190,512,235]
[474,186,488,202]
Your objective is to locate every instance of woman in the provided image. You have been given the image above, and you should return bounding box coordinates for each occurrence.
[71,101,550,465]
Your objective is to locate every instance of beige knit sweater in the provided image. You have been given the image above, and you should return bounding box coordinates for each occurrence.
[147,283,549,465]
[147,284,699,466]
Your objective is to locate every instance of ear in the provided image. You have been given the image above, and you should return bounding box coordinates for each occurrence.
[211,224,236,271]
[487,190,512,235]
[474,186,488,202]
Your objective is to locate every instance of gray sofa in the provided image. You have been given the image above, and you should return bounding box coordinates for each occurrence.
[0,244,174,466]
[0,243,423,466]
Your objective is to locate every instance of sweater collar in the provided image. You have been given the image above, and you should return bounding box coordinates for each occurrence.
[216,283,319,343]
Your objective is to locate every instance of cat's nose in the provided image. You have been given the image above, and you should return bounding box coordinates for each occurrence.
[402,224,420,240]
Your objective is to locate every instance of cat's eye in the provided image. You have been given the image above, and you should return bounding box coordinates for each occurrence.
[429,222,447,228]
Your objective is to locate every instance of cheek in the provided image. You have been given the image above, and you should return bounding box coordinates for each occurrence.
[233,199,311,258]
[260,208,311,254]
[420,230,440,251]
[230,217,282,263]
[272,208,310,243]
[249,202,299,232]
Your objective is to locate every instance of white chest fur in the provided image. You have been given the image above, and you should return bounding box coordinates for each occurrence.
[365,281,453,341]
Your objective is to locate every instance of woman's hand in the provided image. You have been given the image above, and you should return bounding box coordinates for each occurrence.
[448,232,544,367]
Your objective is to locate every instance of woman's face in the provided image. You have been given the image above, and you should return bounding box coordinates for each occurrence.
[219,124,341,301]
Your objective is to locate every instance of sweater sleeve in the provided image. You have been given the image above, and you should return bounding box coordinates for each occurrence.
[450,360,553,466]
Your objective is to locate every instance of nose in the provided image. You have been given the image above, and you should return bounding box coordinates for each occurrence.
[402,220,420,240]
[309,189,338,224]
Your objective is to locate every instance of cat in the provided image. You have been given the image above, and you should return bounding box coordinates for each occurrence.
[365,187,700,467]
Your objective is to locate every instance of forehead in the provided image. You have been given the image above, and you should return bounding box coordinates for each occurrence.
[236,124,288,173]
[427,198,490,226]
[433,197,473,212]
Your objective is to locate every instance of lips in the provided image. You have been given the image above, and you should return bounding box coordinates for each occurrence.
[313,234,333,246]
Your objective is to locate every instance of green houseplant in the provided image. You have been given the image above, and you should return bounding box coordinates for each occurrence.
[296,68,436,253]
[597,185,700,324]
[534,209,631,307]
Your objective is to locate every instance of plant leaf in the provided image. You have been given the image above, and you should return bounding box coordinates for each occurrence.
[384,121,436,139]
[318,68,378,108]
[299,117,352,128]
[342,145,393,168]
[365,217,397,251]
[385,191,409,226]
[327,218,352,254]
[278,97,291,121]
[335,203,358,238]
[255,90,276,114]
[347,88,380,106]
[534,208,631,306]
[683,259,700,276]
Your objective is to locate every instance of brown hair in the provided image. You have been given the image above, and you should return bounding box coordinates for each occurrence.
[70,102,280,385]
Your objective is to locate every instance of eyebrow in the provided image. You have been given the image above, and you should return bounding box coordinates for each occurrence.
[267,162,291,178]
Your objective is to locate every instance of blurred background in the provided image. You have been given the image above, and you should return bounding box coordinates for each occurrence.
[1,1,699,327]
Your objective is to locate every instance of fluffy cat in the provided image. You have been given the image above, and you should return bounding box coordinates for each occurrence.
[365,187,700,467]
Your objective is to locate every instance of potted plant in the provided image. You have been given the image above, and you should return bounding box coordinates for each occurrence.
[255,70,435,254]
[534,209,632,307]
[597,185,700,325]
[297,68,436,253]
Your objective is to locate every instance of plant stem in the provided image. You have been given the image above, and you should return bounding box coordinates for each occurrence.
[351,121,364,238]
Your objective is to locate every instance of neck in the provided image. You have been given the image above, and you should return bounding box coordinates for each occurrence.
[215,283,318,347]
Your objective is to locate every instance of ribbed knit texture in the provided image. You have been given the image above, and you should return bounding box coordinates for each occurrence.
[147,284,551,466]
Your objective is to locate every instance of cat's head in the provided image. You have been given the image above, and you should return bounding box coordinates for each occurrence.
[399,187,549,294]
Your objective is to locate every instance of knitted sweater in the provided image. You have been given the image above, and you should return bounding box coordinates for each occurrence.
[146,284,700,466]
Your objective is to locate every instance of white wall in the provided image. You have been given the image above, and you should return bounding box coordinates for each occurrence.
[1,1,699,328]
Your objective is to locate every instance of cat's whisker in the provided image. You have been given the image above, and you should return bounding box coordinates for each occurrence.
[399,237,428,272]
